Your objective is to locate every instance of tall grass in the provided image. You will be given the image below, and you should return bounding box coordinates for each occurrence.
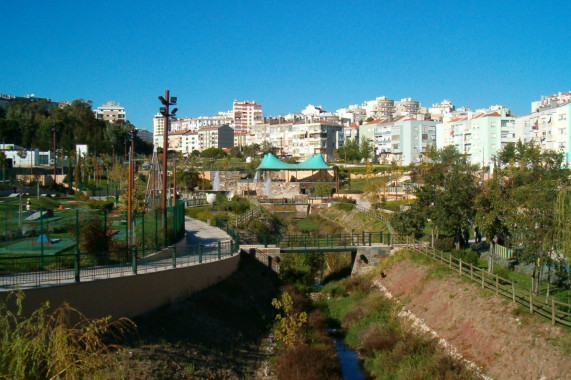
[0,292,135,379]
[320,275,479,379]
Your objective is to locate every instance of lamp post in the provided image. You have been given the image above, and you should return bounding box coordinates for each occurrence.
[51,123,57,180]
[158,91,178,241]
[127,125,136,243]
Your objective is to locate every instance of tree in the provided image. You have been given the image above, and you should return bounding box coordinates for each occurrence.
[261,141,278,157]
[311,182,331,198]
[337,138,360,162]
[271,292,307,348]
[474,178,510,273]
[359,137,374,162]
[177,168,200,191]
[390,209,426,238]
[201,147,226,159]
[498,141,517,165]
[242,143,261,158]
[413,146,478,248]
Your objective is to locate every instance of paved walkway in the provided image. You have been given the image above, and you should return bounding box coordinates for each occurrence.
[183,217,232,246]
[1,217,234,290]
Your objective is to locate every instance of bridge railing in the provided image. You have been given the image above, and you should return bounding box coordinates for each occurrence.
[245,247,279,273]
[238,231,393,248]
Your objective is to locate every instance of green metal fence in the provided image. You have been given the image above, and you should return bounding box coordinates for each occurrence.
[237,231,392,249]
[0,240,236,289]
[0,201,188,288]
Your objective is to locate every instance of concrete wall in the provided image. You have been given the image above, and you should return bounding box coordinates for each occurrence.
[1,255,240,320]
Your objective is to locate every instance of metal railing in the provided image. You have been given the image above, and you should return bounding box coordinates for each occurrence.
[238,231,392,249]
[355,205,396,235]
[0,240,237,289]
[247,247,280,273]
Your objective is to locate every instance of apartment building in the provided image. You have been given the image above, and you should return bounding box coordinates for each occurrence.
[441,106,516,167]
[168,131,200,155]
[152,113,177,149]
[170,113,233,133]
[531,91,571,113]
[362,117,438,165]
[344,123,359,142]
[198,125,234,151]
[515,99,571,165]
[94,101,126,123]
[428,99,455,121]
[249,121,343,160]
[233,100,262,135]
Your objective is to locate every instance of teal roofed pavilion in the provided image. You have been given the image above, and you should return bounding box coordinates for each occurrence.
[255,153,335,193]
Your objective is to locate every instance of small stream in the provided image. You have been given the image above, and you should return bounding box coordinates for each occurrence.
[329,328,367,380]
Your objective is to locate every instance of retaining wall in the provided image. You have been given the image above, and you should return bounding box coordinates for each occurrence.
[1,254,240,320]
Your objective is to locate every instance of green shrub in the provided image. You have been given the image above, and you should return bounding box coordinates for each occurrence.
[434,237,454,252]
[450,249,479,267]
[87,199,114,212]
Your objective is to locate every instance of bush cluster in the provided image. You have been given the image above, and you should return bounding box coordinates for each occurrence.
[450,249,480,267]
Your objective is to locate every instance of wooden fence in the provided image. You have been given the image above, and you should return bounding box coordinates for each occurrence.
[392,236,571,327]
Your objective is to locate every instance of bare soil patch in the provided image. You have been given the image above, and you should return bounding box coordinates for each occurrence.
[116,256,279,379]
[377,258,571,379]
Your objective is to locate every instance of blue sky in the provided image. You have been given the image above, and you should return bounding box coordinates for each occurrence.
[1,0,570,131]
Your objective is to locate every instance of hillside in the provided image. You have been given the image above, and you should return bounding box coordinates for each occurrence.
[375,253,571,379]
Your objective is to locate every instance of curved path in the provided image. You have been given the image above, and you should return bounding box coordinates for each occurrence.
[1,217,234,290]
[183,217,232,246]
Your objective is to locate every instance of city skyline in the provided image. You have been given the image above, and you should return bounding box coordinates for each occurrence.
[2,0,569,131]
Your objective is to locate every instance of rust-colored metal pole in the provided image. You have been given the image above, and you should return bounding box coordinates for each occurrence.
[52,124,56,179]
[162,90,169,236]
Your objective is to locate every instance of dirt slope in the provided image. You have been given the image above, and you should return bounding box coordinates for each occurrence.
[376,258,571,380]
[117,256,279,379]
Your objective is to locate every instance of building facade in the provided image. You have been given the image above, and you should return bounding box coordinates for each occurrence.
[248,121,343,160]
[515,101,571,165]
[94,101,126,123]
[198,125,234,151]
[233,100,263,136]
[441,107,516,167]
[152,113,177,149]
[372,118,438,165]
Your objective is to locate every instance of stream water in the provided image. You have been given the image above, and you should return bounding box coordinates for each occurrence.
[329,329,367,380]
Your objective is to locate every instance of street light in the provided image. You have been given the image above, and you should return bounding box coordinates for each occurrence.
[158,91,177,242]
[51,123,57,180]
[127,125,136,243]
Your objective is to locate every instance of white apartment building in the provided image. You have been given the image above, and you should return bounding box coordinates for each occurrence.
[249,121,343,160]
[344,123,359,142]
[428,99,455,121]
[168,131,200,155]
[233,100,262,135]
[531,91,571,113]
[152,113,177,149]
[515,101,571,165]
[94,101,126,123]
[441,107,516,167]
[170,113,233,133]
[361,117,437,165]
